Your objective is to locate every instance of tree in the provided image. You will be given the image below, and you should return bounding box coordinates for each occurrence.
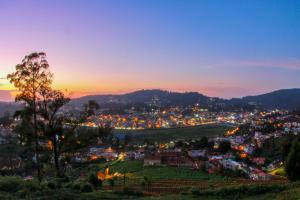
[281,134,297,161]
[14,109,34,145]
[124,134,133,146]
[285,139,300,181]
[38,88,70,177]
[218,141,231,154]
[7,52,52,182]
[198,136,209,149]
[0,111,12,128]
[84,100,100,117]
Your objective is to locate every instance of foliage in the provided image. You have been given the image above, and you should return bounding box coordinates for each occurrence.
[88,173,102,188]
[218,140,231,154]
[285,139,300,181]
[0,176,24,193]
[198,136,209,148]
[80,183,93,193]
[7,52,52,181]
[141,176,152,187]
[191,184,287,198]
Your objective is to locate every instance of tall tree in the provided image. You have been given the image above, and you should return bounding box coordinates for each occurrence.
[39,88,70,177]
[7,52,52,182]
[218,140,231,154]
[84,100,100,117]
[285,139,300,181]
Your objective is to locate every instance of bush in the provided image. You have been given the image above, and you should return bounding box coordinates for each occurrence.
[109,179,115,187]
[71,182,82,191]
[80,183,93,193]
[46,177,69,189]
[122,186,142,196]
[0,176,24,193]
[285,140,300,181]
[191,184,287,198]
[23,180,40,192]
[141,176,151,187]
[88,173,102,188]
[190,187,201,195]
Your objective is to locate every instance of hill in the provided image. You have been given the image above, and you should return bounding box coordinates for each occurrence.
[1,89,300,116]
[70,88,300,110]
[229,88,300,110]
[70,89,215,107]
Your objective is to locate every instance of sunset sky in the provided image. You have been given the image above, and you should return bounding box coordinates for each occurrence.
[0,0,300,101]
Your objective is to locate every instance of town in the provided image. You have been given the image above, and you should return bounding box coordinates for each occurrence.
[82,105,250,129]
[1,108,300,183]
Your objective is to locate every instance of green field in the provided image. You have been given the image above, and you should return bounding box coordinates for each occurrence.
[114,124,233,143]
[104,160,224,181]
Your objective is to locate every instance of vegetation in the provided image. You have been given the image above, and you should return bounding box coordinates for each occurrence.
[6,52,112,181]
[285,138,300,181]
[114,124,232,144]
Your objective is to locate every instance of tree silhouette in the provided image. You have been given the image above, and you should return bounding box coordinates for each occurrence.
[285,139,300,181]
[219,140,231,154]
[38,88,70,177]
[7,52,52,182]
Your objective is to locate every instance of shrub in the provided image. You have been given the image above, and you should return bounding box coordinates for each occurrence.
[80,183,93,193]
[46,177,69,189]
[191,184,287,198]
[190,187,201,195]
[71,182,82,191]
[23,180,40,192]
[47,181,56,189]
[0,176,24,193]
[109,179,115,187]
[141,176,151,187]
[88,173,101,188]
[122,186,142,196]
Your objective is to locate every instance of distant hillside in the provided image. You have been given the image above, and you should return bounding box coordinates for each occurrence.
[70,89,217,107]
[71,88,300,110]
[1,89,300,116]
[229,88,300,110]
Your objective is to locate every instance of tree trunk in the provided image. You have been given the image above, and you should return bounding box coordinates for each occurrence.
[33,103,42,182]
[52,135,62,177]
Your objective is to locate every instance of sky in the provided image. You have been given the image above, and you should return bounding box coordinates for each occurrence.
[0,0,300,101]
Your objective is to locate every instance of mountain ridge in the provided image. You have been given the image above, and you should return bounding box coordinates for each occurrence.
[70,88,300,110]
[1,88,300,117]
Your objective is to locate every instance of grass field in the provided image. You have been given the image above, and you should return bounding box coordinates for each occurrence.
[106,160,224,181]
[114,123,233,143]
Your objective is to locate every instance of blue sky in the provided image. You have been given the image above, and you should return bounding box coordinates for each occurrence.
[0,0,299,100]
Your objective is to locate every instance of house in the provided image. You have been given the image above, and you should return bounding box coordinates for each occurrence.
[163,156,195,168]
[248,167,271,181]
[221,159,241,171]
[0,157,22,170]
[206,156,223,173]
[188,150,207,158]
[252,157,266,165]
[126,151,144,160]
[144,155,162,166]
